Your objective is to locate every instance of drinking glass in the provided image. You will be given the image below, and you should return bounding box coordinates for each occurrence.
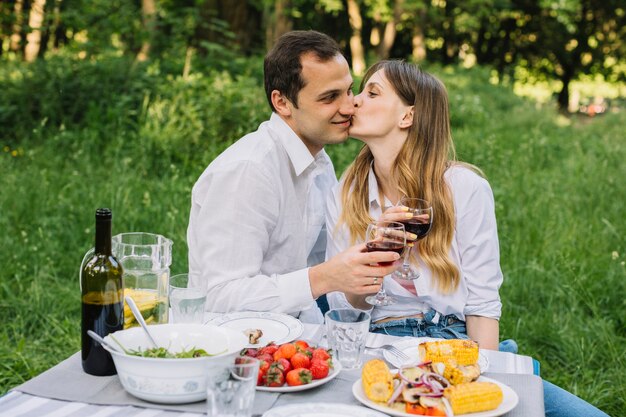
[392,197,433,280]
[206,357,260,417]
[169,273,206,324]
[325,309,371,370]
[364,221,406,306]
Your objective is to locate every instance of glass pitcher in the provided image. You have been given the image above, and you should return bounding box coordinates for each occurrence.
[81,232,173,328]
[113,233,172,328]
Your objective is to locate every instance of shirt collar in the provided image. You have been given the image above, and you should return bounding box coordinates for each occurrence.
[367,163,393,210]
[269,113,320,176]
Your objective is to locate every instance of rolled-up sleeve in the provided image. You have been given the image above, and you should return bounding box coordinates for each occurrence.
[187,160,313,314]
[456,175,503,319]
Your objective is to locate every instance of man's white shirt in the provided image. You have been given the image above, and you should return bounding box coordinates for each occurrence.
[187,113,336,322]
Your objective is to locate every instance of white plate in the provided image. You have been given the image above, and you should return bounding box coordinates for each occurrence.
[257,361,342,393]
[207,312,304,347]
[352,375,519,417]
[382,338,490,372]
[263,402,389,417]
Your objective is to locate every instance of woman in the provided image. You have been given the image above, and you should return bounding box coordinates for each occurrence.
[325,60,608,417]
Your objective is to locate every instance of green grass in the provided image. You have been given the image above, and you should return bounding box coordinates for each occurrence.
[1,58,624,414]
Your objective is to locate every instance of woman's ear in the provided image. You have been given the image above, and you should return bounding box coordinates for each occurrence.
[399,106,414,128]
[271,90,292,117]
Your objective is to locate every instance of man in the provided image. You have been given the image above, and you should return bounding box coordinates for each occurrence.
[187,30,399,322]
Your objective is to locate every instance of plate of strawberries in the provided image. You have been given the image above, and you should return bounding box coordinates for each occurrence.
[240,340,341,392]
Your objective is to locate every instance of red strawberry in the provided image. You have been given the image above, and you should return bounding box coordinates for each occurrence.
[240,347,258,357]
[256,359,271,386]
[277,358,292,376]
[290,352,311,369]
[312,348,331,362]
[294,340,310,351]
[258,359,271,373]
[285,368,313,386]
[256,353,274,365]
[259,343,279,357]
[264,363,285,387]
[273,343,297,361]
[310,359,330,379]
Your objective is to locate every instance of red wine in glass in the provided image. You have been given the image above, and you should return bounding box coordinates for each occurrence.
[364,221,406,307]
[400,219,431,240]
[393,198,433,280]
[366,241,405,266]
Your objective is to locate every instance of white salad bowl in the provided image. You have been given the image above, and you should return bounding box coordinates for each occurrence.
[103,323,248,404]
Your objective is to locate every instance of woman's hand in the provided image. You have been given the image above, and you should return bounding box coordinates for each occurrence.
[379,205,423,242]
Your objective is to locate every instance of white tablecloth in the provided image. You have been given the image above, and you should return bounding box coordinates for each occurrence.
[1,324,543,417]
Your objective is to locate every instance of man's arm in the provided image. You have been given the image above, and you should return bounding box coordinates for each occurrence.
[188,161,313,313]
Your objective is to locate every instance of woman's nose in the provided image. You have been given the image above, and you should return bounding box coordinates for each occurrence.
[354,93,362,107]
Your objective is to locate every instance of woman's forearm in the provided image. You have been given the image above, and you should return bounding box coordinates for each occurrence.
[466,315,499,350]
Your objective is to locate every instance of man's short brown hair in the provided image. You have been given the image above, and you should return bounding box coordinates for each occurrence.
[264,31,343,112]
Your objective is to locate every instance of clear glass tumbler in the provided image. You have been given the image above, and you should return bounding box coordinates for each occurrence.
[206,357,260,417]
[324,309,371,370]
[169,273,206,324]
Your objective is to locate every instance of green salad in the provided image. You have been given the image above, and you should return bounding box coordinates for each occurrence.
[109,334,226,358]
[128,346,211,358]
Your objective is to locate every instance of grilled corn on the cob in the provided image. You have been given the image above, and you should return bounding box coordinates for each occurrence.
[418,339,479,366]
[444,381,503,414]
[441,363,481,385]
[362,359,394,402]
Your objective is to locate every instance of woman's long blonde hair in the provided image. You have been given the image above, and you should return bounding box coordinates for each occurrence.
[339,60,478,293]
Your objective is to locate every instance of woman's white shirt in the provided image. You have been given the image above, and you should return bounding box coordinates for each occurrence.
[325,164,503,323]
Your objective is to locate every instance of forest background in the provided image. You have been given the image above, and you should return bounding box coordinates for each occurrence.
[0,0,625,414]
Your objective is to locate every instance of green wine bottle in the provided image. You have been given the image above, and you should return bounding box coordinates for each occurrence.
[81,208,124,376]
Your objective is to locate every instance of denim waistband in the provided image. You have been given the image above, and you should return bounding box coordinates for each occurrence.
[369,309,467,339]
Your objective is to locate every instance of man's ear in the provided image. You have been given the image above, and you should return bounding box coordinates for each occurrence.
[271,90,292,117]
[399,106,414,128]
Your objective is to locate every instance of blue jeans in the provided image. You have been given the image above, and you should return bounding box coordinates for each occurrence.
[370,310,609,417]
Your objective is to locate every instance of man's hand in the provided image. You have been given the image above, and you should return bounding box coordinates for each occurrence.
[308,243,401,298]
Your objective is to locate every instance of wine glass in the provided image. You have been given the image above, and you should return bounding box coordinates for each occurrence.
[364,221,406,306]
[392,198,433,280]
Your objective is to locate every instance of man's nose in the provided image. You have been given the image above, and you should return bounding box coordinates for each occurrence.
[339,93,356,116]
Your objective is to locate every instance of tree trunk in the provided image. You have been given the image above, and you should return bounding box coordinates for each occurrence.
[557,72,571,111]
[182,45,194,79]
[411,6,427,62]
[475,18,487,64]
[220,0,259,54]
[51,0,65,50]
[346,0,365,75]
[195,0,219,57]
[370,25,381,48]
[24,0,46,62]
[38,0,50,59]
[440,0,457,64]
[10,0,25,53]
[195,0,261,55]
[136,0,157,62]
[377,0,404,60]
[265,0,292,51]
